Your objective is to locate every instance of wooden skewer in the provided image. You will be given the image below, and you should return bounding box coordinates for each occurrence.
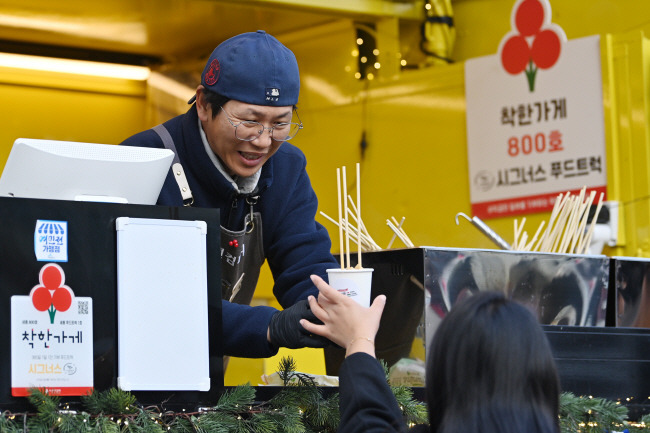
[321,211,381,251]
[356,163,362,269]
[518,232,529,252]
[539,192,568,252]
[347,196,373,244]
[336,168,344,269]
[344,209,381,250]
[544,194,574,252]
[513,219,521,250]
[561,187,587,253]
[387,216,405,249]
[386,220,409,246]
[525,220,546,252]
[390,216,414,247]
[387,219,414,247]
[567,190,593,254]
[549,196,576,253]
[342,166,350,269]
[393,217,415,248]
[345,195,379,247]
[323,208,380,250]
[573,191,596,254]
[579,192,604,254]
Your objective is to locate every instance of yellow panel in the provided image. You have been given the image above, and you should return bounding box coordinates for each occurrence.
[453,0,650,60]
[601,31,650,257]
[224,356,265,386]
[0,67,147,172]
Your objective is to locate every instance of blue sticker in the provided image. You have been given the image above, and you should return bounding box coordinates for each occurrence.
[34,220,68,262]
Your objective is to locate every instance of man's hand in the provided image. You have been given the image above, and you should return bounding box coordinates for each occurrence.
[268,299,331,349]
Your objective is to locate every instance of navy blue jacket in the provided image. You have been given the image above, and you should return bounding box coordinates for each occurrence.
[120,105,338,357]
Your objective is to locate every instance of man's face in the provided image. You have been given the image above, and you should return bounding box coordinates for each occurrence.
[196,89,293,178]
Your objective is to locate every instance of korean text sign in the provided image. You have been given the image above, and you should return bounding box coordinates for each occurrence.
[464,0,606,219]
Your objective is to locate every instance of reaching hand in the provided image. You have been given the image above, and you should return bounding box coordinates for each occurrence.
[301,274,386,357]
[268,299,332,349]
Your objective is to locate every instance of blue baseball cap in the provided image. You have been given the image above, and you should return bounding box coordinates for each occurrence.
[190,30,300,106]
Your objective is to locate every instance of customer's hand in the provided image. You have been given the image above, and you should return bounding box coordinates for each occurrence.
[268,299,331,349]
[301,274,386,357]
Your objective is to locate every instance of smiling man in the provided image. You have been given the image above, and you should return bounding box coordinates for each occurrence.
[120,30,338,358]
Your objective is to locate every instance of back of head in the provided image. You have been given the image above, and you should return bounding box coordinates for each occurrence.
[196,30,300,107]
[426,291,560,433]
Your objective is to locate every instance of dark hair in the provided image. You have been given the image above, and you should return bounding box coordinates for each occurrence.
[426,291,560,433]
[202,89,230,119]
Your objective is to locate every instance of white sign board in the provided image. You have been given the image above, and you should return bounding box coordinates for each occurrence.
[464,0,606,219]
[116,217,210,391]
[11,264,93,396]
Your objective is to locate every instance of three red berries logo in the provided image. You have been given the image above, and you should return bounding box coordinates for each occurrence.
[29,263,74,324]
[498,0,566,92]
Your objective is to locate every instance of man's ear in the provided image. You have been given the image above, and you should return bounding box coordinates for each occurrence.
[195,85,210,121]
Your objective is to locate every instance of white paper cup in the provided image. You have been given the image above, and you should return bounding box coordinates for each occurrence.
[326,268,374,307]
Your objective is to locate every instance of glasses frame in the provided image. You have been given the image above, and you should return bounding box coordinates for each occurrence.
[219,106,303,142]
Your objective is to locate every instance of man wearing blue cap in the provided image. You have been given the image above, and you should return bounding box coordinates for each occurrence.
[121,30,339,358]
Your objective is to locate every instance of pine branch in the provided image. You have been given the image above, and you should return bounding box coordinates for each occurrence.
[278,356,298,385]
[212,383,256,413]
[0,411,21,433]
[81,387,138,415]
[92,415,120,433]
[166,416,194,433]
[26,388,61,430]
[559,392,629,433]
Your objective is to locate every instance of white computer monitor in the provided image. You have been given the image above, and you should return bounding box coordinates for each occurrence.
[0,138,174,205]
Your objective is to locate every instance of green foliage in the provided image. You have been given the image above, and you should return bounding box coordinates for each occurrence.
[558,392,648,433]
[81,387,138,414]
[7,359,650,432]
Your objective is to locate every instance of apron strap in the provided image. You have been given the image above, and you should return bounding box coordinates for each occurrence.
[245,195,259,233]
[152,124,194,206]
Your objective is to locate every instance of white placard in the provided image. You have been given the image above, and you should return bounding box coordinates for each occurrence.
[11,295,94,396]
[115,217,210,391]
[465,27,607,219]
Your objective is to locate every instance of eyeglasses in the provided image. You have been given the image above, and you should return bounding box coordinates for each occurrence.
[219,106,303,142]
